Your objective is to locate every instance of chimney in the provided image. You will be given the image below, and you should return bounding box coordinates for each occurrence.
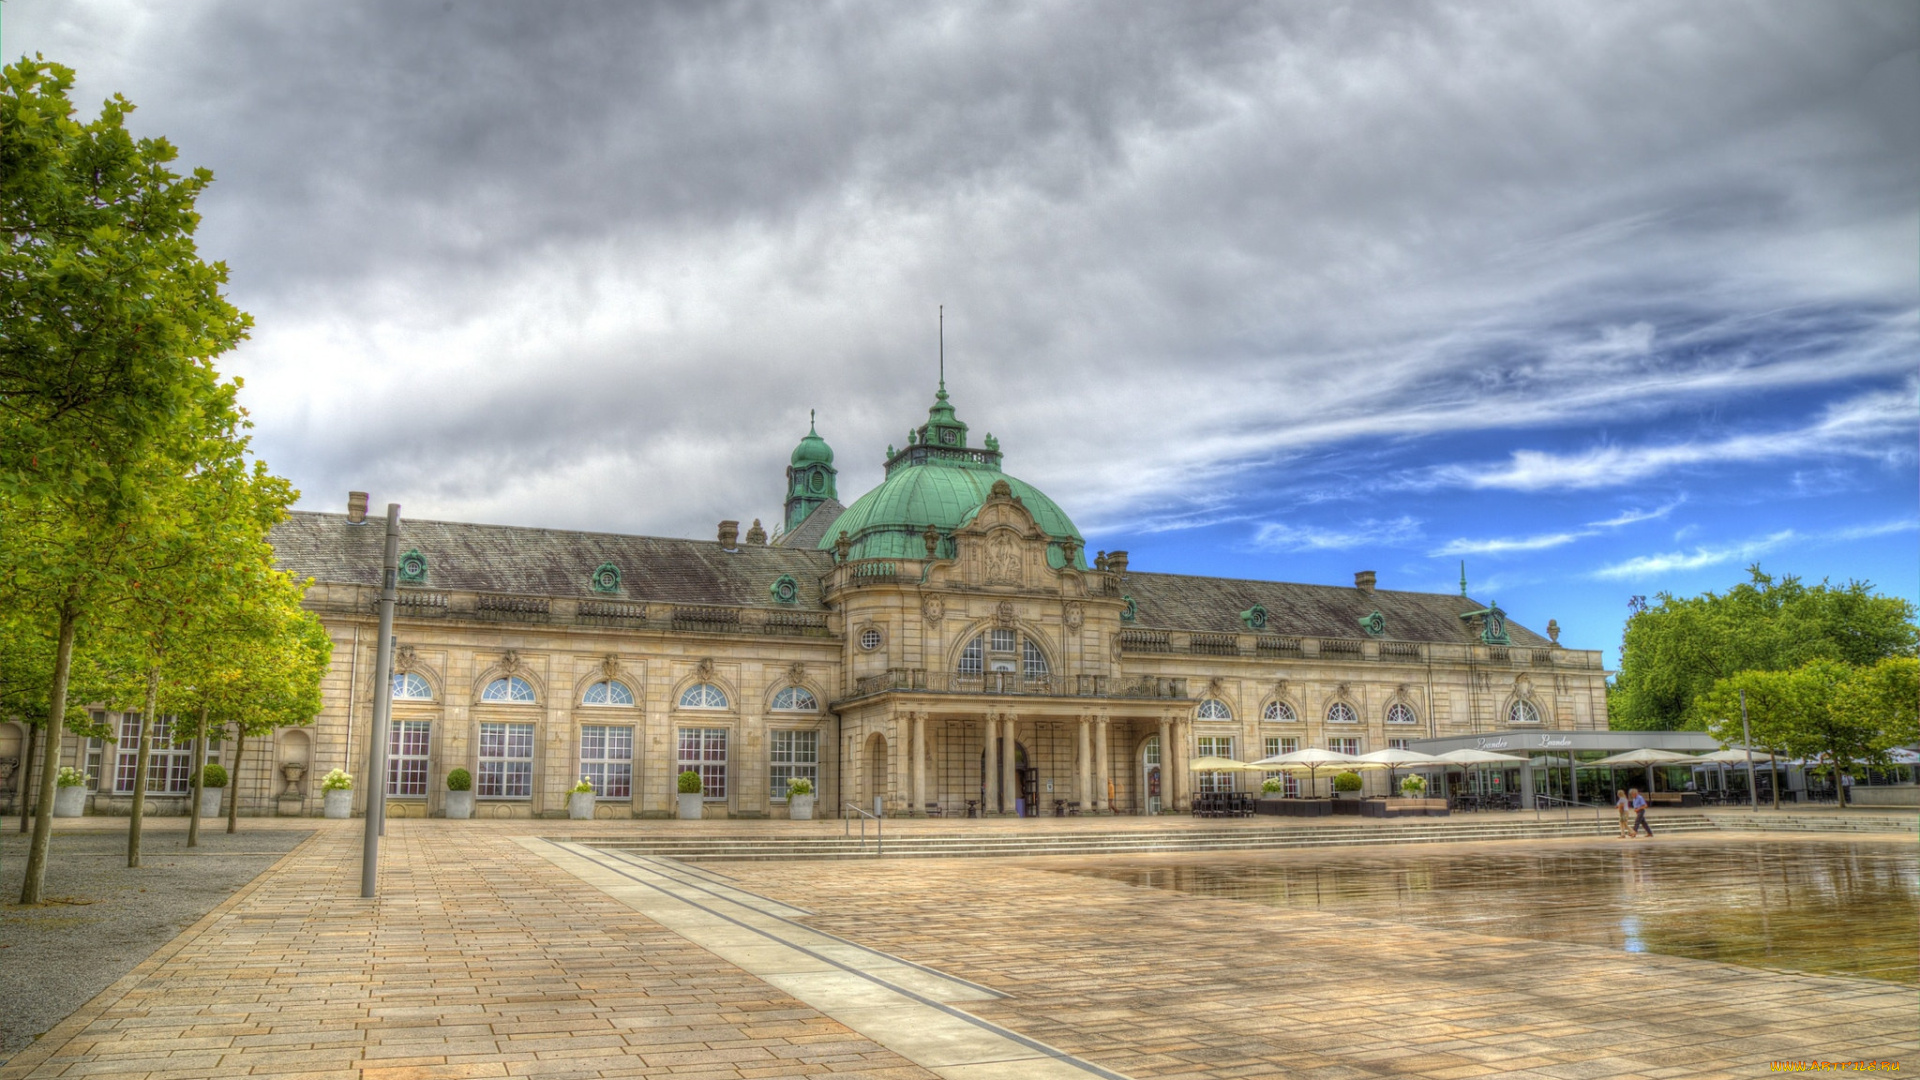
[347,491,369,524]
[1355,570,1376,593]
[745,519,767,546]
[1106,550,1128,576]
[718,520,740,550]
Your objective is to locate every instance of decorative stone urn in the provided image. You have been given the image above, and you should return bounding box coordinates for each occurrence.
[53,784,87,817]
[788,794,815,820]
[280,762,305,796]
[444,790,474,819]
[323,789,353,819]
[568,791,595,820]
[677,792,704,820]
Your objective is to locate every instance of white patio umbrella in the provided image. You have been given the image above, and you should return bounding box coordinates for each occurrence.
[1249,747,1359,798]
[1352,747,1443,795]
[1432,748,1528,802]
[1586,747,1698,793]
[1695,748,1776,800]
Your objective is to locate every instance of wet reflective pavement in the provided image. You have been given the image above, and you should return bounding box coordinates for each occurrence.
[1057,835,1919,984]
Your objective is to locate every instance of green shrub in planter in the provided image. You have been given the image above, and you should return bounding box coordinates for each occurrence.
[1399,775,1427,797]
[786,777,814,797]
[192,763,228,789]
[570,776,595,795]
[446,768,471,792]
[1260,777,1282,795]
[1332,771,1363,793]
[320,768,354,792]
[55,766,86,788]
[677,770,704,795]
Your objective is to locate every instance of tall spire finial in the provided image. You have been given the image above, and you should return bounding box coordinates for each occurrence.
[1460,560,1468,598]
[809,408,816,435]
[938,304,946,398]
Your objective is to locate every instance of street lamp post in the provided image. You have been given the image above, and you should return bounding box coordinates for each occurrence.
[361,504,400,898]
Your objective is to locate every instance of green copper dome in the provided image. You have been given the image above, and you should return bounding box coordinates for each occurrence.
[790,414,834,467]
[818,387,1087,568]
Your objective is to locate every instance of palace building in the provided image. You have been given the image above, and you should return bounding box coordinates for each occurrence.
[5,385,1609,820]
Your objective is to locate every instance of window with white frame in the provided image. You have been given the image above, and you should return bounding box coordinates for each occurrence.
[578,725,632,798]
[388,720,431,796]
[477,722,535,798]
[678,683,728,710]
[990,628,1016,652]
[771,685,817,711]
[392,672,433,700]
[859,627,883,650]
[769,729,818,801]
[1326,702,1358,724]
[1264,735,1299,796]
[958,636,984,675]
[1386,703,1417,725]
[1196,735,1234,793]
[1021,639,1049,679]
[482,676,535,703]
[115,714,191,794]
[1263,701,1297,722]
[1508,700,1542,724]
[679,727,728,799]
[1388,738,1412,750]
[1329,736,1360,756]
[1196,699,1232,721]
[582,680,634,706]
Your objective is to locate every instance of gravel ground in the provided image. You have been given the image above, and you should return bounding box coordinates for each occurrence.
[0,820,313,1065]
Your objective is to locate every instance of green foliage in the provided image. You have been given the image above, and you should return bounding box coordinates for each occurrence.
[446,768,471,792]
[1700,657,1918,806]
[320,768,353,792]
[1400,775,1427,796]
[1332,771,1363,792]
[569,776,595,795]
[786,777,814,797]
[1260,777,1281,795]
[54,766,84,788]
[193,763,227,789]
[677,770,704,795]
[1612,566,1917,730]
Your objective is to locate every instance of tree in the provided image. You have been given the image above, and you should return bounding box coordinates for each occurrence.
[1702,658,1917,809]
[1611,566,1918,730]
[2,58,252,905]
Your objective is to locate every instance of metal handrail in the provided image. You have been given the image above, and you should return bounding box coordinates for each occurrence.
[1531,794,1607,825]
[843,802,882,855]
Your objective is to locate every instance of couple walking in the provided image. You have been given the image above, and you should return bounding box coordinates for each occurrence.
[1615,788,1653,838]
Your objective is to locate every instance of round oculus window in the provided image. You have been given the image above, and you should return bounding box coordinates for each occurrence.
[400,554,426,578]
[859,628,882,650]
[940,429,957,445]
[808,470,825,493]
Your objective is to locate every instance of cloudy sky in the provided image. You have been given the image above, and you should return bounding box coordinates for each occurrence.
[10,1,1916,661]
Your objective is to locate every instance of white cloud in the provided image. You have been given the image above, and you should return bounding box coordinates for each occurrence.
[1586,500,1682,528]
[1591,531,1796,580]
[1252,517,1422,552]
[1431,532,1583,557]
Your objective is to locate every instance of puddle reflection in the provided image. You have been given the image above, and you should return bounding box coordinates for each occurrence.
[1057,839,1918,983]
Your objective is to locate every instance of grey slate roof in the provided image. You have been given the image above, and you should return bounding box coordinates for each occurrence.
[771,499,845,549]
[272,512,834,609]
[1122,571,1552,647]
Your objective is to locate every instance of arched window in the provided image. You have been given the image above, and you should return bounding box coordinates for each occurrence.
[582,680,634,706]
[481,676,535,703]
[1021,639,1049,678]
[1508,700,1542,725]
[1263,701,1297,722]
[1326,702,1357,724]
[771,685,817,712]
[392,673,433,700]
[679,683,729,710]
[957,636,983,675]
[1196,699,1232,721]
[1386,703,1416,725]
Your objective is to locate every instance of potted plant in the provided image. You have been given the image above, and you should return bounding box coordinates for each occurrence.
[568,776,596,820]
[1260,777,1283,800]
[677,770,704,820]
[786,777,816,820]
[444,768,473,819]
[1399,775,1427,799]
[194,763,228,817]
[53,766,87,817]
[1332,771,1364,799]
[321,769,354,818]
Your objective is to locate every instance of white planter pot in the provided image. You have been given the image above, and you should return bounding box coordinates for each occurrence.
[323,789,353,819]
[53,785,86,817]
[568,791,595,820]
[445,790,474,819]
[677,792,705,820]
[788,794,815,820]
[198,788,224,817]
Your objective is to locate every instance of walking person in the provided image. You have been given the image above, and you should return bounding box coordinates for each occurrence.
[1629,787,1653,838]
[1614,789,1633,838]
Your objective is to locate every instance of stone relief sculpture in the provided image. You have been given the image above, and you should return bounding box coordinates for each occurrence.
[986,532,1021,584]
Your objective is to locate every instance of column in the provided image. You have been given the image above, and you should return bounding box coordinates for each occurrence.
[1076,715,1092,813]
[1157,716,1172,814]
[1001,712,1019,817]
[911,712,926,817]
[982,714,999,816]
[1094,715,1111,814]
[1173,718,1191,812]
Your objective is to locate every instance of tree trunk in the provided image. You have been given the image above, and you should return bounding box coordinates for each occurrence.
[16,721,37,832]
[20,600,79,906]
[128,666,160,868]
[227,725,244,834]
[186,708,207,847]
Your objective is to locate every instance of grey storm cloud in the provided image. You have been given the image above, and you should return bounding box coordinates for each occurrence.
[10,0,1916,539]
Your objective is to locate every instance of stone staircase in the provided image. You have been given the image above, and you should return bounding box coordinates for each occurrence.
[586,814,1723,862]
[1704,809,1918,834]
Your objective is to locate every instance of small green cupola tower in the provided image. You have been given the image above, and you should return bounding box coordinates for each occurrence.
[785,411,837,533]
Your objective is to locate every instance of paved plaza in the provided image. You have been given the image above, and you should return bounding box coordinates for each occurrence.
[2,816,1914,1080]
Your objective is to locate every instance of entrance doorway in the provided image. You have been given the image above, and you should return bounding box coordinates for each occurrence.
[863,731,887,816]
[980,739,1030,815]
[1141,734,1161,815]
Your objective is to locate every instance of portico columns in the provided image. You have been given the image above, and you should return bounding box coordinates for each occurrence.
[911,712,926,817]
[1076,715,1092,812]
[983,714,999,815]
[1001,711,1019,817]
[1157,716,1172,814]
[1094,715,1111,813]
[1173,717,1191,812]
